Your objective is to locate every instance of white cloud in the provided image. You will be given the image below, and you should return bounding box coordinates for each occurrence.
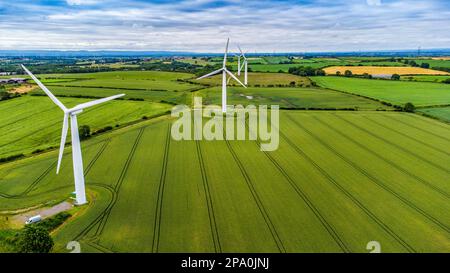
[0,0,448,52]
[66,0,99,6]
[367,0,382,6]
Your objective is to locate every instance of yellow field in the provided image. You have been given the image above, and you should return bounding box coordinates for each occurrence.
[324,66,450,75]
[431,57,450,60]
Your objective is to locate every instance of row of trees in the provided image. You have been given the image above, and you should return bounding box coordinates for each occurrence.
[288,66,326,76]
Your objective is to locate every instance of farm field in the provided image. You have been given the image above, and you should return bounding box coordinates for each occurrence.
[14,71,199,92]
[0,111,448,252]
[194,72,312,87]
[417,107,450,123]
[313,77,450,107]
[249,59,406,73]
[410,59,450,69]
[197,86,393,110]
[401,75,450,83]
[0,96,171,158]
[323,66,449,75]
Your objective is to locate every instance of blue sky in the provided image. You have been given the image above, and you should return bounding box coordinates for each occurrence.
[0,0,449,52]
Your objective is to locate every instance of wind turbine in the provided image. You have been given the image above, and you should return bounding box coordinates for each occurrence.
[21,65,124,205]
[196,38,246,113]
[238,45,249,85]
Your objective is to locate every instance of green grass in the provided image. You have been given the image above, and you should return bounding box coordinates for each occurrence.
[312,76,450,107]
[197,86,393,110]
[401,75,450,83]
[250,60,406,73]
[194,72,311,87]
[20,71,199,92]
[410,59,450,69]
[417,107,450,123]
[0,96,171,158]
[0,111,448,252]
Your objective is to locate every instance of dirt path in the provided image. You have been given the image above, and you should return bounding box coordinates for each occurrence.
[10,201,73,228]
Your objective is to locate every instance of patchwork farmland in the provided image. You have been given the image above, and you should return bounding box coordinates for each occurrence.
[0,58,449,253]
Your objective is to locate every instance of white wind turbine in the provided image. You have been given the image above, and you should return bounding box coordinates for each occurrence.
[238,45,248,85]
[197,38,247,113]
[21,65,124,205]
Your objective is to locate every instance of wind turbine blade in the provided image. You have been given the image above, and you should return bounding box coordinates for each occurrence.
[196,68,223,80]
[21,65,67,111]
[240,62,245,71]
[225,69,247,88]
[69,94,125,112]
[238,45,243,55]
[223,38,229,68]
[56,114,69,174]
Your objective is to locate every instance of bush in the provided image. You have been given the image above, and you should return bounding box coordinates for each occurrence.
[404,102,415,112]
[16,225,54,253]
[0,154,25,163]
[79,125,91,140]
[36,212,71,232]
[391,74,401,80]
[442,78,450,84]
[344,70,353,77]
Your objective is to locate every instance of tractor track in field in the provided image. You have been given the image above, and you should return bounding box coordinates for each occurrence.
[364,115,450,157]
[74,183,116,242]
[94,128,145,238]
[73,129,144,245]
[152,124,171,253]
[334,114,450,175]
[0,119,61,151]
[0,139,111,199]
[84,139,111,175]
[280,117,415,253]
[288,115,450,234]
[387,115,450,142]
[195,140,222,253]
[19,161,58,197]
[0,161,57,199]
[0,107,55,131]
[224,138,286,253]
[244,119,349,252]
[315,116,450,199]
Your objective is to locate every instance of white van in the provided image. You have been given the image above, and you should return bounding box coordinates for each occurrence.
[25,215,42,225]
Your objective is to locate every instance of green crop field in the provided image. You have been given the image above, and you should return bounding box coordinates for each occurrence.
[19,71,199,92]
[401,75,450,83]
[0,111,448,253]
[313,76,450,107]
[0,96,171,158]
[197,87,392,110]
[410,59,450,69]
[249,60,406,73]
[417,107,450,123]
[194,72,311,87]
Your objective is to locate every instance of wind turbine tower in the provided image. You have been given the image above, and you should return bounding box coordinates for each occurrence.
[21,65,125,205]
[197,38,247,113]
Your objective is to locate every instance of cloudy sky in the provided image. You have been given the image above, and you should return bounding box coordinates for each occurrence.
[0,0,449,52]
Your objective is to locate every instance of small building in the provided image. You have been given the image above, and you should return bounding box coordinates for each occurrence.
[0,78,28,84]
